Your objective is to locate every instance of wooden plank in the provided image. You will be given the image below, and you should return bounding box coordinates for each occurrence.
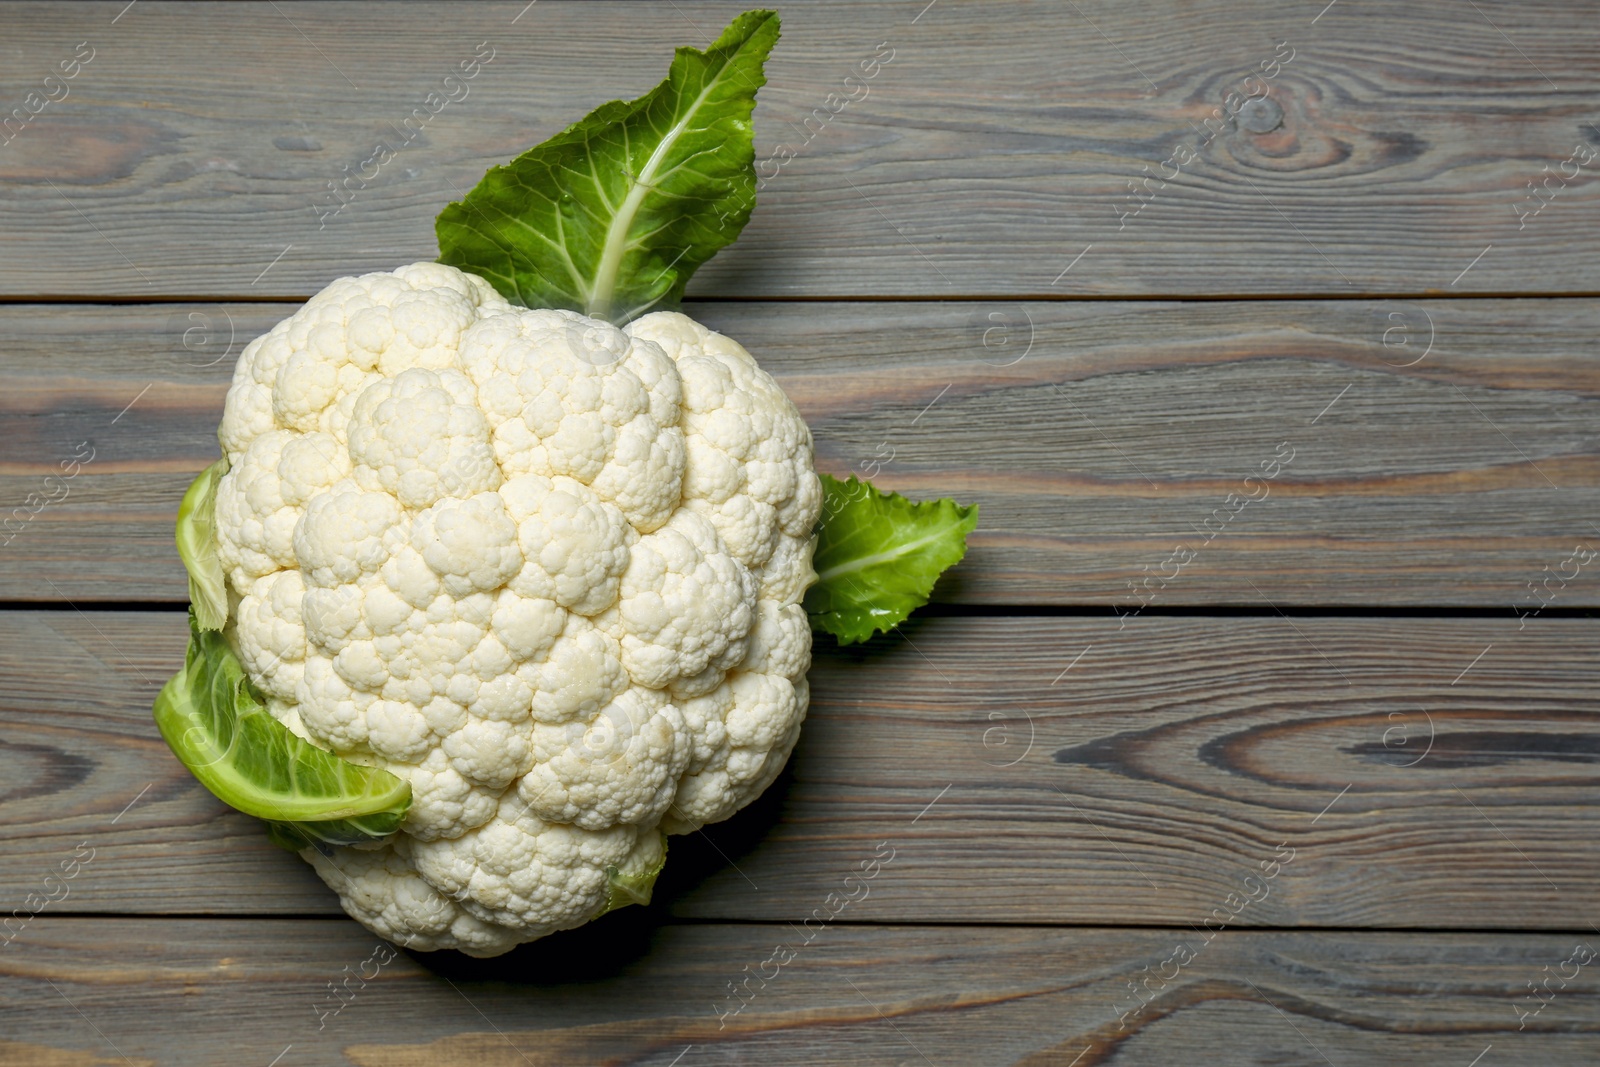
[2,2,1599,297]
[2,299,1595,605]
[1,920,1593,1065]
[4,611,1598,928]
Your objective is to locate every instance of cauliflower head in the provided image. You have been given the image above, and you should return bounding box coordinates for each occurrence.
[212,262,820,956]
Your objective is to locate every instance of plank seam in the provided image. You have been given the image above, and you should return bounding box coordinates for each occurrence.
[3,602,1598,620]
[8,292,1600,306]
[25,915,1600,936]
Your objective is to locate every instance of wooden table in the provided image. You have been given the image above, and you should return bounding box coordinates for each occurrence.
[3,2,1598,1063]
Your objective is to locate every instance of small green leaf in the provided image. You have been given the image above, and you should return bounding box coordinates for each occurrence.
[600,833,668,916]
[153,611,412,849]
[805,475,978,646]
[176,458,230,631]
[436,9,779,324]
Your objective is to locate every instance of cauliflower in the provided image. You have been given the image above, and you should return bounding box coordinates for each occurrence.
[212,262,820,955]
[156,11,974,959]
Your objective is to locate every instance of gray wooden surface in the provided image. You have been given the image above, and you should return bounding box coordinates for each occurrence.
[2,1,1597,1065]
[5,611,1600,929]
[5,299,1598,605]
[8,922,1591,1066]
[2,1,1598,297]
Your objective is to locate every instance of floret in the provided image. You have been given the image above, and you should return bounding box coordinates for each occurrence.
[214,263,818,955]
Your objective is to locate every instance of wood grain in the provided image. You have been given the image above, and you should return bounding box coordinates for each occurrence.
[1,2,1598,297]
[3,299,1596,605]
[4,610,1597,928]
[2,920,1595,1066]
[5,0,1599,1057]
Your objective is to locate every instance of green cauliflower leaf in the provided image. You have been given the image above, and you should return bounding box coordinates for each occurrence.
[805,475,978,645]
[436,9,779,324]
